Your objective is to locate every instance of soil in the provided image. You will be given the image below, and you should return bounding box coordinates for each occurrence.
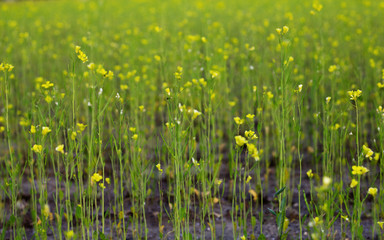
[0,151,378,240]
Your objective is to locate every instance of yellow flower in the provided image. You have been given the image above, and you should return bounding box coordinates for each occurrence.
[352,165,369,175]
[165,122,175,128]
[378,106,384,114]
[210,70,219,78]
[192,157,200,166]
[246,176,252,183]
[43,204,50,219]
[362,144,374,159]
[77,123,87,133]
[235,135,248,147]
[378,221,384,230]
[307,169,314,178]
[283,26,289,34]
[368,187,378,197]
[65,230,75,239]
[154,55,161,61]
[41,81,54,89]
[132,134,138,140]
[313,2,323,12]
[350,179,358,188]
[326,97,331,104]
[283,217,289,232]
[96,65,107,76]
[297,84,303,92]
[276,28,282,34]
[105,178,110,184]
[347,89,362,101]
[331,123,340,131]
[45,95,53,103]
[42,126,51,136]
[87,62,95,70]
[156,163,163,173]
[215,179,223,186]
[75,46,81,54]
[6,64,13,72]
[247,143,260,161]
[30,125,36,134]
[246,114,255,120]
[312,217,322,226]
[174,66,183,79]
[55,144,65,154]
[31,144,43,153]
[91,173,102,183]
[75,46,88,63]
[234,117,244,125]
[323,176,332,187]
[71,131,77,140]
[328,65,337,73]
[245,130,258,140]
[19,117,30,127]
[0,63,14,72]
[240,236,246,240]
[104,70,114,79]
[99,183,106,189]
[199,78,207,87]
[249,189,258,201]
[341,215,350,222]
[192,109,202,120]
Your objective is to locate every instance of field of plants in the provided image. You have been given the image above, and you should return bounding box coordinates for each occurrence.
[1,0,384,239]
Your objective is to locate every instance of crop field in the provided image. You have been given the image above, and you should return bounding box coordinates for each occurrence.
[1,0,384,239]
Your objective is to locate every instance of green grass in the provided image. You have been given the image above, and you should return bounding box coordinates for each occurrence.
[1,0,384,239]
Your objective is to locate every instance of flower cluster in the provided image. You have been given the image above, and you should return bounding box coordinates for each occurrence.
[351,165,369,175]
[0,62,14,72]
[75,45,88,63]
[347,89,362,101]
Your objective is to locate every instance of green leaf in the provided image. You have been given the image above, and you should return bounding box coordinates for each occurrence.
[282,232,289,240]
[8,215,16,225]
[328,212,340,228]
[99,232,107,240]
[357,226,364,238]
[258,233,266,240]
[267,208,277,216]
[179,207,186,220]
[251,216,257,227]
[280,196,287,212]
[59,190,64,201]
[75,205,82,219]
[184,233,192,240]
[274,186,286,198]
[301,214,307,225]
[277,212,284,230]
